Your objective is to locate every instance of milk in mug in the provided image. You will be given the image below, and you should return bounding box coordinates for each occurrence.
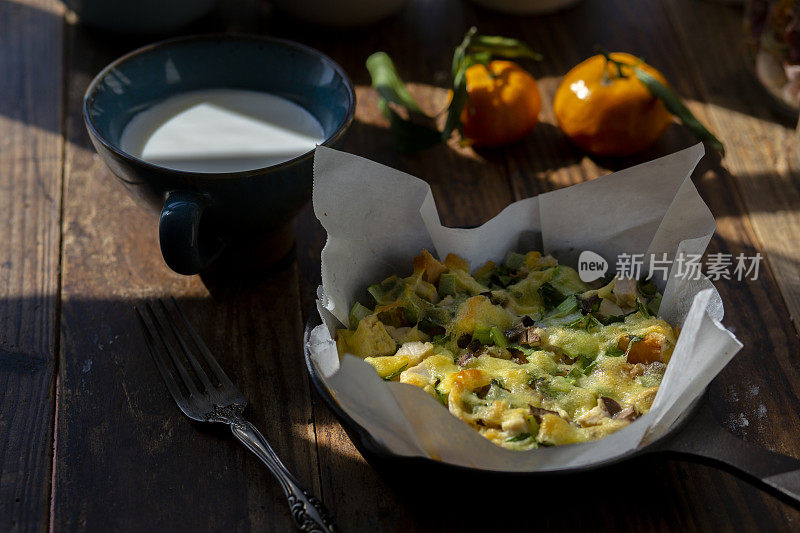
[120,88,325,173]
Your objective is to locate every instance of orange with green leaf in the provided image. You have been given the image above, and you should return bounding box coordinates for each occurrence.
[366,27,542,151]
[554,52,724,157]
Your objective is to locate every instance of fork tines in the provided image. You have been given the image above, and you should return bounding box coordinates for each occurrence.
[135,298,238,412]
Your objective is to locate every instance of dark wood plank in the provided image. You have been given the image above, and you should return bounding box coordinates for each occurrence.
[52,23,321,531]
[0,0,63,530]
[663,0,800,334]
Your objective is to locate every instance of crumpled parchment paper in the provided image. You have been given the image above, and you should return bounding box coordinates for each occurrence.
[306,144,742,471]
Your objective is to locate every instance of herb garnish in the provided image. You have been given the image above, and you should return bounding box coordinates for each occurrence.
[383,364,408,381]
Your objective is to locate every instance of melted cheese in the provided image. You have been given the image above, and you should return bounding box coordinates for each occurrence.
[338,250,677,450]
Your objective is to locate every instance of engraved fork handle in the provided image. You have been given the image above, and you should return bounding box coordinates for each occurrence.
[228,418,337,532]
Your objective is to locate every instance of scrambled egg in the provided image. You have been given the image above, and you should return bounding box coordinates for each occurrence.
[336,249,677,451]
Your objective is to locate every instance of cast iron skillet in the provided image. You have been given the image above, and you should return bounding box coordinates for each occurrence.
[304,313,800,509]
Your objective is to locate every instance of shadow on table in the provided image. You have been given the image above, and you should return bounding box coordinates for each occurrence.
[4,214,800,530]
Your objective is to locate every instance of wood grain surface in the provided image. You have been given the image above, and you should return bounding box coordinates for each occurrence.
[0,1,63,530]
[2,0,800,531]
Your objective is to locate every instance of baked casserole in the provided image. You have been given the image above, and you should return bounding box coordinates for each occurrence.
[336,250,676,450]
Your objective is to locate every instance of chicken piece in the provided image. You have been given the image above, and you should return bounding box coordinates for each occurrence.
[577,404,609,427]
[612,277,639,310]
[501,409,529,434]
[576,397,621,427]
[398,361,433,389]
[385,325,430,344]
[614,406,639,422]
[395,341,434,366]
[598,297,625,318]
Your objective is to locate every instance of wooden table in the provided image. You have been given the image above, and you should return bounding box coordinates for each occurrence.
[3,0,800,530]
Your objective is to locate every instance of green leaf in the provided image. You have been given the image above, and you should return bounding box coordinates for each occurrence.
[435,389,449,405]
[432,333,451,346]
[564,367,583,384]
[637,278,658,299]
[383,363,408,381]
[538,295,582,327]
[538,282,565,310]
[451,27,477,81]
[647,293,663,316]
[489,326,507,347]
[506,432,533,442]
[470,35,543,61]
[377,100,442,153]
[465,51,492,70]
[442,61,469,142]
[635,68,725,155]
[367,51,441,153]
[565,314,603,332]
[366,52,425,114]
[599,314,625,326]
[633,298,651,319]
[605,345,625,357]
[438,272,458,297]
[625,335,644,357]
[472,325,492,344]
[490,378,509,391]
[505,252,526,271]
[442,28,477,142]
[367,276,403,306]
[508,344,537,356]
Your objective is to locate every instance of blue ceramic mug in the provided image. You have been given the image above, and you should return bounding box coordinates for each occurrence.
[84,35,355,275]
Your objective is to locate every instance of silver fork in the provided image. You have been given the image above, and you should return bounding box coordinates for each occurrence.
[136,298,336,532]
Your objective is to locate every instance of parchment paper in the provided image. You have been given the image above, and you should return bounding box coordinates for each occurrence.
[307,144,743,471]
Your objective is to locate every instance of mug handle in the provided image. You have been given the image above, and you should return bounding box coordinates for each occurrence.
[158,191,224,275]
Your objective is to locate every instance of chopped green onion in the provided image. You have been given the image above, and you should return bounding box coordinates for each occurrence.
[383,364,408,381]
[489,326,507,347]
[505,252,526,271]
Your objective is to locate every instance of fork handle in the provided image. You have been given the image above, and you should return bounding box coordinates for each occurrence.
[229,419,337,532]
